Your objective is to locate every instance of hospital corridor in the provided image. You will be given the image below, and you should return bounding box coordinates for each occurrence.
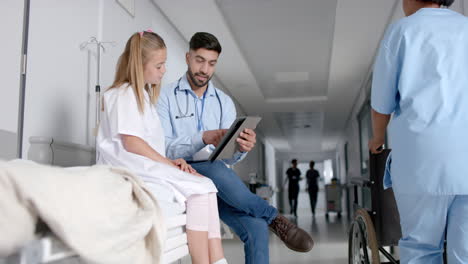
[2,0,468,264]
[222,188,350,264]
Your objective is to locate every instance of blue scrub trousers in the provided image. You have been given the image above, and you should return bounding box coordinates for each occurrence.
[394,192,468,264]
[190,160,278,264]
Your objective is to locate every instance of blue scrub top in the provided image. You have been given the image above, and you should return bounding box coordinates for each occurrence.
[157,74,246,165]
[372,8,468,195]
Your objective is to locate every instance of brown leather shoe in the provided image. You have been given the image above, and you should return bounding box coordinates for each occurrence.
[269,214,314,252]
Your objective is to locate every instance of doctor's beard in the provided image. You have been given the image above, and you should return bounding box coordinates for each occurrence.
[187,68,212,88]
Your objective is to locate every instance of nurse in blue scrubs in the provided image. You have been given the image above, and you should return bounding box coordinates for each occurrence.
[369,0,468,263]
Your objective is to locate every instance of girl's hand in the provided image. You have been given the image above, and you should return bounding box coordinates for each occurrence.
[172,159,196,174]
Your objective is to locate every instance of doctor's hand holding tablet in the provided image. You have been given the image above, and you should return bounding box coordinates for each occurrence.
[202,128,257,153]
[236,129,256,152]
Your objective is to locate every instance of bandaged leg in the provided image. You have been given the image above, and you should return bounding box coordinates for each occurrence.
[187,193,225,264]
[206,192,225,263]
[208,192,221,239]
[186,194,210,264]
[186,194,210,232]
[186,193,221,236]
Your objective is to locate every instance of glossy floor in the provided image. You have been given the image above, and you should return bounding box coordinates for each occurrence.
[223,191,350,264]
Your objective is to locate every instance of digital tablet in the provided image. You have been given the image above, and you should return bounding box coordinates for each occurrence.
[190,116,262,163]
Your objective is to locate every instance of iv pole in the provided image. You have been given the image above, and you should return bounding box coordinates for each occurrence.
[79,37,115,150]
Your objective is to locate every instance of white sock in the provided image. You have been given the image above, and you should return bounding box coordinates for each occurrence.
[213,258,228,264]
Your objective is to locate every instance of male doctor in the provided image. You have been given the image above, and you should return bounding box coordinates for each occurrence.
[158,32,313,264]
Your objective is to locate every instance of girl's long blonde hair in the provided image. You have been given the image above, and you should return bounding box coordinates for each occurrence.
[109,31,166,113]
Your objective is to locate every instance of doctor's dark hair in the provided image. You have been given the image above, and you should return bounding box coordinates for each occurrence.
[419,0,454,6]
[109,31,166,113]
[189,32,222,54]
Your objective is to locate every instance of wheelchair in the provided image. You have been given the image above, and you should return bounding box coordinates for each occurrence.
[348,150,401,264]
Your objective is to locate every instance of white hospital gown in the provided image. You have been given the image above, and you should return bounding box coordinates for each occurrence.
[96,84,217,208]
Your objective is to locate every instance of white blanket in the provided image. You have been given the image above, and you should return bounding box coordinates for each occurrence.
[0,160,165,264]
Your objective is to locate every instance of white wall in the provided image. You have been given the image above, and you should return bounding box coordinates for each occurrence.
[0,0,24,158]
[232,139,264,182]
[264,140,278,208]
[0,0,23,133]
[337,130,361,184]
[23,0,99,155]
[18,0,271,196]
[334,72,370,218]
[21,0,190,156]
[0,130,17,160]
[20,0,249,159]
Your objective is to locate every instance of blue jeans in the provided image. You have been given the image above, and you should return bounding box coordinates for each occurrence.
[191,160,278,264]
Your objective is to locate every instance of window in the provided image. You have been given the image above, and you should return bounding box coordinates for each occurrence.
[323,159,334,183]
[357,100,372,178]
[344,142,349,174]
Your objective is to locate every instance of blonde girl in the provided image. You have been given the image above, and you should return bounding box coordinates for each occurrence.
[97,30,227,264]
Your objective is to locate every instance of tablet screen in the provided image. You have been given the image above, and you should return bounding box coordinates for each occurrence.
[209,117,246,160]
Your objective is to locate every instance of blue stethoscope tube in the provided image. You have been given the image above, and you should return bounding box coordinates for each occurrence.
[173,78,223,131]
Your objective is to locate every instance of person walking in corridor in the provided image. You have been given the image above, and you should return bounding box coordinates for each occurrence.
[284,159,302,217]
[306,161,320,217]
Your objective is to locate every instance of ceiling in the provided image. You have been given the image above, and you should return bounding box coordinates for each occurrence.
[217,0,336,101]
[153,0,468,153]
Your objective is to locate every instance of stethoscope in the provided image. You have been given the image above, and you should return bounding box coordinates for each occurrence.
[174,78,223,130]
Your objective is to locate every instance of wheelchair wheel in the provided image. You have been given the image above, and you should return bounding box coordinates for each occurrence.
[349,208,380,264]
